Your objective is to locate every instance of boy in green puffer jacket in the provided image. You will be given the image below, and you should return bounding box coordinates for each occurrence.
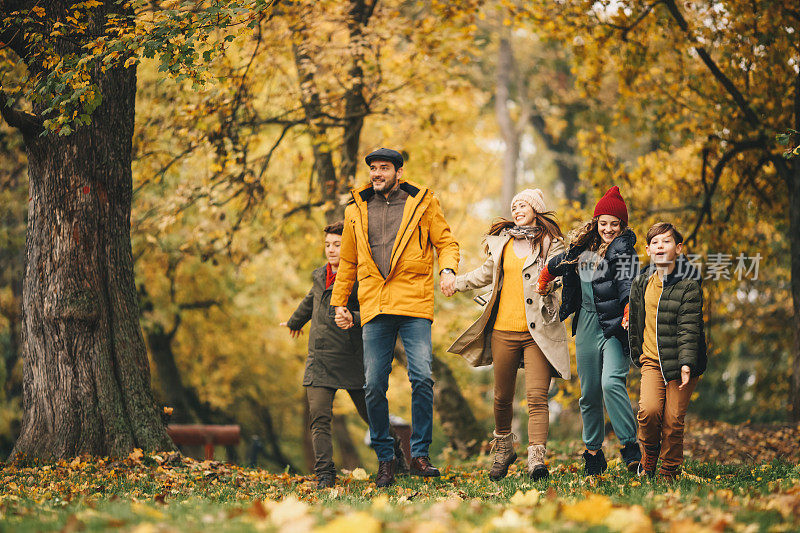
[623,222,707,481]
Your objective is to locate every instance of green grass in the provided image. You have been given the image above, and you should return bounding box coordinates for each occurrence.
[1,451,799,532]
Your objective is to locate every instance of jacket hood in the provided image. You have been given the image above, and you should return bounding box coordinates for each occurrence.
[641,253,703,287]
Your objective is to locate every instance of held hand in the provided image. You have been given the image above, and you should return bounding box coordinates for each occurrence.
[621,303,630,330]
[334,306,354,329]
[537,266,555,295]
[279,322,304,338]
[678,365,691,390]
[440,272,456,297]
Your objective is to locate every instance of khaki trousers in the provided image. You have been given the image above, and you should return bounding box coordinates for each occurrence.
[637,359,698,473]
[491,329,553,445]
[306,386,370,476]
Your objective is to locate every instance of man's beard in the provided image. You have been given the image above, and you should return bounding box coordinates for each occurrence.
[373,173,398,193]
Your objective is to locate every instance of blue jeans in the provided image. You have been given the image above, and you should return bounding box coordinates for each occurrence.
[362,315,434,461]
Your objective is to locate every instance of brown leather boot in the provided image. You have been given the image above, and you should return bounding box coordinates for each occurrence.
[488,431,517,481]
[409,456,440,477]
[375,460,395,488]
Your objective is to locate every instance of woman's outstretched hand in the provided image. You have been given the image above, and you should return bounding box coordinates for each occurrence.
[537,265,555,295]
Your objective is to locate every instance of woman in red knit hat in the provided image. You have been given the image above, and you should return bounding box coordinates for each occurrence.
[536,186,641,476]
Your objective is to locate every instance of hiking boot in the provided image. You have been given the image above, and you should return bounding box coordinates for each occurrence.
[638,444,659,479]
[375,460,395,488]
[658,465,680,483]
[488,431,518,481]
[409,456,441,477]
[394,436,409,475]
[316,473,336,489]
[582,449,607,476]
[527,444,549,481]
[620,442,642,473]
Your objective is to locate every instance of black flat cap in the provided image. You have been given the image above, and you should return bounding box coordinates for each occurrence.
[365,148,403,169]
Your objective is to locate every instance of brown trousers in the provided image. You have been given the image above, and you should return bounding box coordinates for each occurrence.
[306,386,370,476]
[491,329,553,445]
[637,360,698,473]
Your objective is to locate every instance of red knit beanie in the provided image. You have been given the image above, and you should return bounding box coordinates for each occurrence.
[593,186,628,224]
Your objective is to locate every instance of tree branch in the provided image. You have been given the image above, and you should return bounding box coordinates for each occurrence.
[662,0,761,128]
[606,1,661,42]
[0,90,43,136]
[685,138,766,245]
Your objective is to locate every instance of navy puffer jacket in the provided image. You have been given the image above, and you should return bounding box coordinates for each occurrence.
[547,229,639,357]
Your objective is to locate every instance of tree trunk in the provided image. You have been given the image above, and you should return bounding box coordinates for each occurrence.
[146,327,197,424]
[785,72,800,422]
[2,279,22,399]
[291,23,339,223]
[431,354,484,457]
[8,2,172,460]
[255,401,300,471]
[338,0,372,215]
[496,36,520,211]
[332,415,361,469]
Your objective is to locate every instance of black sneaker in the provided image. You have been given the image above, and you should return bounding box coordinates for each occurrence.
[582,449,607,476]
[637,462,655,480]
[620,442,642,473]
[316,473,336,489]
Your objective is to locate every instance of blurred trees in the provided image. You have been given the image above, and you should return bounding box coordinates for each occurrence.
[1,0,797,465]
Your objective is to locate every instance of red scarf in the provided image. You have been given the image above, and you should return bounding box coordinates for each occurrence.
[326,263,336,289]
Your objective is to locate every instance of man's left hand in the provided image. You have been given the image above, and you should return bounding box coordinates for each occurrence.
[440,271,456,297]
[334,306,354,329]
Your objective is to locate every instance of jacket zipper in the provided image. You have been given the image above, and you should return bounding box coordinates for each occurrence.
[419,226,423,251]
[628,277,639,367]
[388,189,429,274]
[654,276,667,385]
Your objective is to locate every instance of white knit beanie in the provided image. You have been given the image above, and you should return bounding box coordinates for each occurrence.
[511,188,547,214]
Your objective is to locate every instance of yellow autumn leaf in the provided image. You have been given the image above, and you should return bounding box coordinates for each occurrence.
[316,512,381,533]
[128,448,144,462]
[350,467,369,480]
[561,494,613,524]
[604,506,654,533]
[509,489,540,507]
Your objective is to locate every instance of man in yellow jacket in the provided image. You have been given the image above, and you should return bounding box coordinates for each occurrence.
[331,148,459,488]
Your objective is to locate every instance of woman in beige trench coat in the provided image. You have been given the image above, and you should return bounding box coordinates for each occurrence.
[446,189,569,481]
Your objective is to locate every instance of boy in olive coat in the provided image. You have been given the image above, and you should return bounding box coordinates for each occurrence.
[624,222,707,481]
[282,222,406,488]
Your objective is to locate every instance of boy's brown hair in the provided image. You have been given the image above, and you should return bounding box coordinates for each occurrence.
[324,221,344,235]
[646,222,683,245]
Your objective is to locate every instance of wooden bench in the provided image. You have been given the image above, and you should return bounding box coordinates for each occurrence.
[167,424,241,460]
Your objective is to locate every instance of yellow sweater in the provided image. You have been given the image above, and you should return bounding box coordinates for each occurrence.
[494,240,528,332]
[641,272,663,363]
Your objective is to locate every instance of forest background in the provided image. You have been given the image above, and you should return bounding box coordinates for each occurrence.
[1,0,799,472]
